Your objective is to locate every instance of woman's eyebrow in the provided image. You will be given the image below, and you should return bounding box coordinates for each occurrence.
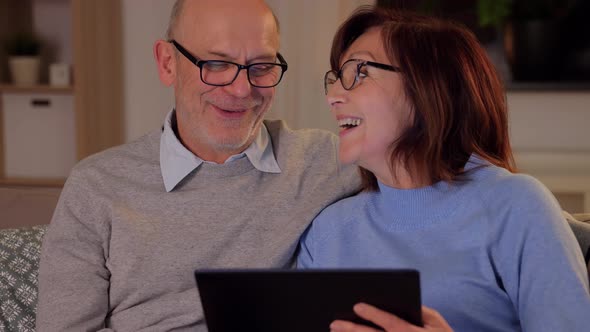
[347,51,375,59]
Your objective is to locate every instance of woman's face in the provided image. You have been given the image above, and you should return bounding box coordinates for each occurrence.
[326,27,413,182]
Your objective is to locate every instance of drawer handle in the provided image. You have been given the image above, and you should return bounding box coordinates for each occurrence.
[31,99,51,107]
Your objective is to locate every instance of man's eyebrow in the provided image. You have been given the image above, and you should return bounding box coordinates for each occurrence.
[207,51,232,59]
[206,51,277,63]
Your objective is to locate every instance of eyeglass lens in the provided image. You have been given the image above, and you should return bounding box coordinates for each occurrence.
[201,61,284,87]
[324,60,362,94]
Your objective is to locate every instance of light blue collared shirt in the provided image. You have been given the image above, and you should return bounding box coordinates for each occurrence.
[160,110,281,192]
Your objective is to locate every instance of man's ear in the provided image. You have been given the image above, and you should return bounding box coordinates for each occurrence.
[154,40,176,86]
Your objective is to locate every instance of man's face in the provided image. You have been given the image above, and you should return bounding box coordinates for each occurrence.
[173,0,279,162]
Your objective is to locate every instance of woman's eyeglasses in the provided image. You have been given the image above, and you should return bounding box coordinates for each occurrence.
[324,59,400,95]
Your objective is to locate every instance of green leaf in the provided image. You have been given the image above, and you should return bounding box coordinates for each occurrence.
[4,33,41,56]
[477,0,512,27]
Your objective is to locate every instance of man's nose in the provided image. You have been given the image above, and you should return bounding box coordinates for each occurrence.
[223,69,252,98]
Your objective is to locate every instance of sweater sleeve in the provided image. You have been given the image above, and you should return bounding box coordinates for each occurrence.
[36,170,113,331]
[489,176,590,332]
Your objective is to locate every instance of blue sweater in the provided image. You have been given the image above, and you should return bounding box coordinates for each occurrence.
[298,157,590,332]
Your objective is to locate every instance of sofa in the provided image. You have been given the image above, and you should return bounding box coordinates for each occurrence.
[0,225,45,331]
[1,215,589,332]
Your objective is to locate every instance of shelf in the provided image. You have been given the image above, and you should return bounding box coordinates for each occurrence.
[506,81,590,92]
[0,84,74,94]
[0,0,123,187]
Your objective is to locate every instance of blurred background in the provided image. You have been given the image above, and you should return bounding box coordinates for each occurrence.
[0,0,588,229]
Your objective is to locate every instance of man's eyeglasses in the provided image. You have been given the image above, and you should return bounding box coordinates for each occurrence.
[324,59,400,95]
[169,39,288,88]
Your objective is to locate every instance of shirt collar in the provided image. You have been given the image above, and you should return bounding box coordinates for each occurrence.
[160,110,281,192]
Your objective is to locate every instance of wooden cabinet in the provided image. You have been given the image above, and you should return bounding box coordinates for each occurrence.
[2,91,76,179]
[0,0,123,186]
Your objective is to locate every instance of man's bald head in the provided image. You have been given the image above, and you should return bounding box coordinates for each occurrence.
[166,0,280,41]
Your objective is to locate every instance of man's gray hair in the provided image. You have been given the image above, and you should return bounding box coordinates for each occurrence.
[166,0,185,40]
[165,0,280,41]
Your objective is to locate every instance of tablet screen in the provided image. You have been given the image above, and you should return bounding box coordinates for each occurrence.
[195,269,422,332]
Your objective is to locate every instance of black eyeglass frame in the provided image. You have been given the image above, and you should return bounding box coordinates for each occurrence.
[169,39,288,88]
[324,59,401,95]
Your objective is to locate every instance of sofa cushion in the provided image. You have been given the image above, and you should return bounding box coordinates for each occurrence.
[0,225,47,332]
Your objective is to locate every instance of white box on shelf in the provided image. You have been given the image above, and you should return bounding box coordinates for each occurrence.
[49,63,71,86]
[1,93,76,178]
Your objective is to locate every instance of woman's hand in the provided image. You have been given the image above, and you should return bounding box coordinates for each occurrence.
[330,303,453,332]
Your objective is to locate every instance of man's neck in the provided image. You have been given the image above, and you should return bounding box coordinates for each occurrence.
[171,110,259,164]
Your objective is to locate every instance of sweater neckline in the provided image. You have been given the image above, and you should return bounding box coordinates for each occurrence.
[194,156,256,179]
[374,180,462,228]
[372,155,489,229]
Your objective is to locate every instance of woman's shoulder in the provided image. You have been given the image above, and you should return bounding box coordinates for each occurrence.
[466,161,553,204]
[311,191,373,229]
[468,163,564,230]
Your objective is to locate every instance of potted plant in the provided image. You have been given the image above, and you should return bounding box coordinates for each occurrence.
[4,32,42,86]
[377,0,508,43]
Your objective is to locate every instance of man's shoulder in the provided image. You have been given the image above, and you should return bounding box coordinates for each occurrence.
[72,129,161,177]
[264,119,338,153]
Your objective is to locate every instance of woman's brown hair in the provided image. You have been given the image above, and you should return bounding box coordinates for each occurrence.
[330,6,516,191]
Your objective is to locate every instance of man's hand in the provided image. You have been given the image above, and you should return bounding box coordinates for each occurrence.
[330,303,453,332]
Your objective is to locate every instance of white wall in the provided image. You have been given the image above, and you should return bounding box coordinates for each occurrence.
[266,0,374,132]
[508,91,590,212]
[122,0,175,142]
[33,0,72,65]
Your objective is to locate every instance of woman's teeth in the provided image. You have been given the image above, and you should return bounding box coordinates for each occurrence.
[338,118,362,129]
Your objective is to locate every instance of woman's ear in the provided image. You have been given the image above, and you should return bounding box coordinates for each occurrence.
[154,40,176,86]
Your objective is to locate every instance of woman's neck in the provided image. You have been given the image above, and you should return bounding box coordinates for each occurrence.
[371,158,431,189]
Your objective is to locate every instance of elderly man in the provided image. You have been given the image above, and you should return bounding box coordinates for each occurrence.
[36,0,359,330]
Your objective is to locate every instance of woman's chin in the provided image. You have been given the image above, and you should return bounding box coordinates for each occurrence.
[337,153,358,166]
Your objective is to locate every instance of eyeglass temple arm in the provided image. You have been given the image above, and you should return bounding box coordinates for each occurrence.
[169,39,199,65]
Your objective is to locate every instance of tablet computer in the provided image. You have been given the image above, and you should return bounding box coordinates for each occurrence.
[195,269,422,332]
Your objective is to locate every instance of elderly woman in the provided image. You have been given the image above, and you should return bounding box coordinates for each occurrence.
[298,6,590,332]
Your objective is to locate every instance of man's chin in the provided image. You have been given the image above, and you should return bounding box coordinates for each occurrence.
[211,134,252,153]
[205,119,264,152]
